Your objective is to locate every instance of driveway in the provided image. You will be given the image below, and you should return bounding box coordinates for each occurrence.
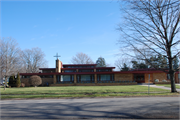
[0,97,179,119]
[141,84,180,92]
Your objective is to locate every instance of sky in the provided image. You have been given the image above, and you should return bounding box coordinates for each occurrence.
[1,0,124,68]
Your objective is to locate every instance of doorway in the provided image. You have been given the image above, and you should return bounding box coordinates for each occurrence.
[134,74,145,83]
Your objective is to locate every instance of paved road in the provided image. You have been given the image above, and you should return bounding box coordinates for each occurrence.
[0,97,179,119]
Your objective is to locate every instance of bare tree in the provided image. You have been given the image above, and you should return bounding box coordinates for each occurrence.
[0,37,22,81]
[118,0,180,92]
[71,52,94,64]
[22,47,48,73]
[114,58,131,71]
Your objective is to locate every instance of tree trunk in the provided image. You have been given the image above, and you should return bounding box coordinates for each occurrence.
[167,45,177,93]
[169,70,177,92]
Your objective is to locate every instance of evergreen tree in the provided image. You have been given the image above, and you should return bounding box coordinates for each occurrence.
[121,63,129,71]
[131,61,148,69]
[131,61,138,69]
[8,75,16,87]
[96,57,106,67]
[158,55,168,69]
[173,57,179,70]
[147,55,168,69]
[16,73,21,87]
[138,63,148,69]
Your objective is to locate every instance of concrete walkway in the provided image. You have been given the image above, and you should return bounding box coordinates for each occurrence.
[141,84,180,92]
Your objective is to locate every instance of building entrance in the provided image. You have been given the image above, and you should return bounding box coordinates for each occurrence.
[134,74,145,83]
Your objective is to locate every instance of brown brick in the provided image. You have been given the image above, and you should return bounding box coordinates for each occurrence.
[153,73,167,82]
[114,73,133,81]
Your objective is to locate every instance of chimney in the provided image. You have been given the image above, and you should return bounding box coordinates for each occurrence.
[56,59,62,73]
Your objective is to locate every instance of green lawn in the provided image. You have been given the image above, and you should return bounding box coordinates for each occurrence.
[156,84,180,89]
[0,85,179,99]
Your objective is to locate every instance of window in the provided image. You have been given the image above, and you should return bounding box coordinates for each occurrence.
[167,74,170,79]
[100,75,111,81]
[97,74,111,81]
[134,74,144,81]
[62,75,72,81]
[64,70,76,72]
[97,69,111,72]
[79,69,93,72]
[24,76,30,78]
[178,74,180,79]
[81,75,91,81]
[112,74,114,81]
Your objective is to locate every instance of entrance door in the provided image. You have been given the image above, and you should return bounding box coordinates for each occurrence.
[145,74,153,83]
[134,74,145,83]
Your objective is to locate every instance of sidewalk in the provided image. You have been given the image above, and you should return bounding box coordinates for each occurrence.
[141,84,180,92]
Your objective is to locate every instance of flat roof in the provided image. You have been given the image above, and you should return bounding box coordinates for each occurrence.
[39,68,55,70]
[63,64,97,66]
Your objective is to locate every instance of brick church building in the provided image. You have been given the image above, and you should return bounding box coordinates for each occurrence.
[20,58,179,87]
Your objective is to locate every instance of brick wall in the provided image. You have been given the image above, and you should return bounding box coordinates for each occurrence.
[153,73,167,82]
[21,77,53,86]
[41,78,53,86]
[42,69,55,73]
[114,73,133,81]
[175,73,179,83]
[21,78,31,87]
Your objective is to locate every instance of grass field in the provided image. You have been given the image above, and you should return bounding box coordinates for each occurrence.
[156,84,180,89]
[0,85,179,99]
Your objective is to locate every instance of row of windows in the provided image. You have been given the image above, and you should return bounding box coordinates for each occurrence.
[64,70,76,73]
[55,74,114,83]
[96,69,112,72]
[79,69,94,72]
[63,69,112,73]
[167,74,180,79]
[64,70,96,72]
[22,74,180,80]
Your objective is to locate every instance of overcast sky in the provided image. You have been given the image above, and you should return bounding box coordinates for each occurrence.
[1,0,124,68]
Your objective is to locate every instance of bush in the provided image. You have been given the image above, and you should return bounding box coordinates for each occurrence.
[162,80,167,82]
[154,79,159,82]
[16,73,21,87]
[8,75,16,87]
[29,75,42,87]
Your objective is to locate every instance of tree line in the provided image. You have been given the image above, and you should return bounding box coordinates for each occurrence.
[0,37,47,81]
[117,54,179,71]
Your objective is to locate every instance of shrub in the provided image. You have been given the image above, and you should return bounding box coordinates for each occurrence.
[154,79,159,82]
[16,73,21,87]
[162,80,167,82]
[29,75,42,87]
[8,75,16,87]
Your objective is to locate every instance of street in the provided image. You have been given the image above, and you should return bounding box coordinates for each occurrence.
[0,97,179,119]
